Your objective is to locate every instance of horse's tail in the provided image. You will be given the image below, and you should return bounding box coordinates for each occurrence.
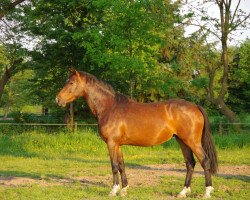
[198,106,218,174]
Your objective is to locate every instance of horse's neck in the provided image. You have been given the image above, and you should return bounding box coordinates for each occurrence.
[84,83,115,119]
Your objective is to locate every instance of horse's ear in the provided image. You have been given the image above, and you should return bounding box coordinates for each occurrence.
[69,67,81,78]
[69,67,76,74]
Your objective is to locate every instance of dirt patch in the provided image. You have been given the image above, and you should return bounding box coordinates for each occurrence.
[128,163,250,177]
[0,176,75,187]
[0,164,249,187]
[0,177,44,186]
[125,164,250,186]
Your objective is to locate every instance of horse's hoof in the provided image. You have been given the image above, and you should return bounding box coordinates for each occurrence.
[109,193,116,197]
[203,186,214,199]
[177,193,187,198]
[177,187,191,198]
[109,184,120,197]
[120,185,129,197]
[203,194,211,199]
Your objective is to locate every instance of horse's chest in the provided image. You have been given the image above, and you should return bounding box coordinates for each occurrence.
[98,115,125,143]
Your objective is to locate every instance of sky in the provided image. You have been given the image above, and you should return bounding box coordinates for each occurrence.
[179,0,250,47]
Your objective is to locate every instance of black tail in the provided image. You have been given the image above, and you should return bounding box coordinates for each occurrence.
[198,106,218,174]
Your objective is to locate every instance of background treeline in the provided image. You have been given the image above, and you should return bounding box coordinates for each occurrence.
[0,0,249,125]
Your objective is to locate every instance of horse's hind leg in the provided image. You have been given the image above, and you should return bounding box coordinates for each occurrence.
[190,144,214,198]
[175,136,196,198]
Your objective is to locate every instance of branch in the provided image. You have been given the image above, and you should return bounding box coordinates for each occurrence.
[230,0,241,25]
[182,21,221,40]
[228,0,232,8]
[215,0,220,6]
[0,0,26,20]
[229,13,250,33]
[223,0,227,7]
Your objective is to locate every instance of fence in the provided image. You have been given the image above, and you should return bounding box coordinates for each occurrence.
[0,122,249,134]
[210,122,250,134]
[0,122,98,134]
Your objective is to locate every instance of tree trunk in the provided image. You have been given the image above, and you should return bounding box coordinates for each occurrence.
[214,99,236,122]
[69,102,74,131]
[207,65,237,122]
[65,102,74,132]
[0,69,11,101]
[206,0,237,123]
[0,58,23,102]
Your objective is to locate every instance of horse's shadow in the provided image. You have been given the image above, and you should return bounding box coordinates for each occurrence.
[53,156,250,184]
[128,164,250,183]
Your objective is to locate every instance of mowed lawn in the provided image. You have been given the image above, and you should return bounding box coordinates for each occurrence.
[0,127,249,200]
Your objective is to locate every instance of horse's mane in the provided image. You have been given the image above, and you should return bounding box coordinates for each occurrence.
[80,71,115,94]
[115,93,130,103]
[80,71,130,103]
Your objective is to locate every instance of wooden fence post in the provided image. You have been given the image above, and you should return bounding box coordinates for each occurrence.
[74,122,77,134]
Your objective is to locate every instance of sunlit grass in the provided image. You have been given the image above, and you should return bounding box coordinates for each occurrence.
[0,128,249,199]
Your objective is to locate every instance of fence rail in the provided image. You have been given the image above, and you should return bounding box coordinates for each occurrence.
[0,122,249,125]
[0,122,249,134]
[0,122,99,134]
[0,123,98,126]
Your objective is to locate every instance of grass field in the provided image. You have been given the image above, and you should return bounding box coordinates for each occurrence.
[0,127,249,200]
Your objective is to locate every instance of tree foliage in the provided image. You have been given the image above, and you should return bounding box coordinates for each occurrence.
[17,0,184,104]
[0,0,249,121]
[228,39,250,113]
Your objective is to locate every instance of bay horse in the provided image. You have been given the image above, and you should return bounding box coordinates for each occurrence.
[56,68,218,198]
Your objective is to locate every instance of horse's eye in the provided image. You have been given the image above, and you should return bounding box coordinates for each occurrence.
[69,82,74,85]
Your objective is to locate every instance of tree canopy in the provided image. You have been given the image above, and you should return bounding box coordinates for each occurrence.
[0,0,249,121]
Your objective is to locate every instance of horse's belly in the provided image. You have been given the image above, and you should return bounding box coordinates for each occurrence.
[123,122,174,146]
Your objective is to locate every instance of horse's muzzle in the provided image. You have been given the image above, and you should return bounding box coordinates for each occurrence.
[56,96,66,107]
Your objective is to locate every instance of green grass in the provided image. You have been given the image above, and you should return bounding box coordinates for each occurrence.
[0,128,249,199]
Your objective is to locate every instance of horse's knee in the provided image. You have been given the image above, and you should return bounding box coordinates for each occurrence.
[201,157,211,170]
[186,160,196,171]
[112,163,119,174]
[118,161,125,172]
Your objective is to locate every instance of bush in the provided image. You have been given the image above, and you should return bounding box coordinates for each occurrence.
[10,111,62,124]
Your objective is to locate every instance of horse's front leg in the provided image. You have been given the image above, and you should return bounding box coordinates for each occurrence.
[117,146,129,196]
[108,141,121,196]
[107,141,129,197]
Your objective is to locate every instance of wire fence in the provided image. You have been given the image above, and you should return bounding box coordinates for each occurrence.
[0,121,249,134]
[0,122,98,134]
[210,122,249,134]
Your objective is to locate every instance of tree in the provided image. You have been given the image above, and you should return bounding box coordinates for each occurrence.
[0,44,25,101]
[17,0,182,103]
[71,0,181,100]
[184,0,250,122]
[0,69,35,118]
[0,0,26,20]
[0,0,28,102]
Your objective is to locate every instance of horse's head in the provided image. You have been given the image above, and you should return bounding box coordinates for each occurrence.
[56,67,85,107]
